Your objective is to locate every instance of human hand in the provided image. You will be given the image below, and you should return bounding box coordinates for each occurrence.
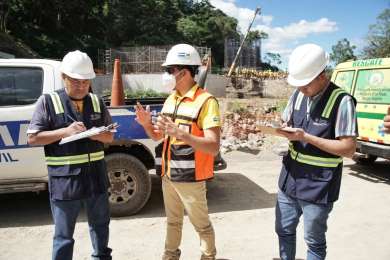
[276,127,306,141]
[155,114,180,138]
[64,122,86,137]
[135,102,152,126]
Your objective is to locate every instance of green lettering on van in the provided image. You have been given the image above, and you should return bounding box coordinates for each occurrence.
[352,58,383,67]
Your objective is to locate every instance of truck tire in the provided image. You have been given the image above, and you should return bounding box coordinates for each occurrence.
[352,154,378,165]
[105,153,151,217]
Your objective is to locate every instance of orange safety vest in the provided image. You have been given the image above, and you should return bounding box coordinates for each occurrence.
[157,87,215,182]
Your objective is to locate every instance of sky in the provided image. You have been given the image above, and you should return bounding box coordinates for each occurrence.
[209,0,389,69]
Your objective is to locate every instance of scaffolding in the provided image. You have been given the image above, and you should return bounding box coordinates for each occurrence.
[224,38,261,69]
[98,45,211,74]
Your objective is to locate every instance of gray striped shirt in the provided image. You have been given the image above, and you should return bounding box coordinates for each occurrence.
[282,88,358,138]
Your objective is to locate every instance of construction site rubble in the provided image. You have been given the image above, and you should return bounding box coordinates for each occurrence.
[221,107,283,154]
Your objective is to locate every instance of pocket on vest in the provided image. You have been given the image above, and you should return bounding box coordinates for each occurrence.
[309,168,333,181]
[48,165,81,177]
[170,144,195,159]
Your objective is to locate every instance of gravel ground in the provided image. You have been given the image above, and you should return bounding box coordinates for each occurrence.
[1,143,390,260]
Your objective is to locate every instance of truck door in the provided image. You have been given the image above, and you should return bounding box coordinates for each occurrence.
[0,64,54,180]
[353,67,390,144]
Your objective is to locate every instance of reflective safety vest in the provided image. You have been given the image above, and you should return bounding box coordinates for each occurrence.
[279,83,356,204]
[43,89,108,200]
[45,90,104,165]
[156,86,215,182]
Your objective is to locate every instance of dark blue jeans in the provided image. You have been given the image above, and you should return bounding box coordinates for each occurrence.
[275,190,333,260]
[50,192,112,260]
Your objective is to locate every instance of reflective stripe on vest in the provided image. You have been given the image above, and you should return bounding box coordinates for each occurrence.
[288,143,342,168]
[45,151,104,166]
[162,91,213,122]
[321,88,346,118]
[294,92,305,110]
[49,92,101,115]
[50,93,64,114]
[89,93,101,113]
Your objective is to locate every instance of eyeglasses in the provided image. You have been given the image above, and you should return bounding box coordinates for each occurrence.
[65,76,90,86]
[164,67,179,75]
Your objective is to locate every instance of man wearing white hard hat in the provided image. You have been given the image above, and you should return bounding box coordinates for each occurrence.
[27,50,113,260]
[275,44,358,260]
[135,44,220,260]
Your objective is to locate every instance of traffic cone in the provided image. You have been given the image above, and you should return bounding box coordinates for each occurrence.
[110,58,125,106]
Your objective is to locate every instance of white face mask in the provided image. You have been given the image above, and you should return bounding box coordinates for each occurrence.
[161,72,176,91]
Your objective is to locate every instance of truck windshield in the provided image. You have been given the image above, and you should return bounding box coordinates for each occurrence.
[0,67,43,106]
[354,68,390,104]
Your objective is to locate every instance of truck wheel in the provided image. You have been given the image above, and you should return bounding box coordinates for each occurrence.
[105,153,151,217]
[352,154,378,165]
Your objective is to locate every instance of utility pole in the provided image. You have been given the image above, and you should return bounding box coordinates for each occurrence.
[227,7,261,77]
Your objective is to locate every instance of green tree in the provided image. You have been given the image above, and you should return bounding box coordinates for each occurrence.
[0,1,10,32]
[6,0,108,60]
[265,52,282,66]
[177,0,238,66]
[330,38,356,65]
[247,30,268,43]
[3,0,240,66]
[363,8,390,58]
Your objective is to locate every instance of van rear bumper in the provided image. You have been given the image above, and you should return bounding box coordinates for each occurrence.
[357,140,390,158]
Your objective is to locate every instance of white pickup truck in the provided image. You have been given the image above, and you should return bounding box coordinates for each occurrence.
[0,58,165,216]
[0,58,226,216]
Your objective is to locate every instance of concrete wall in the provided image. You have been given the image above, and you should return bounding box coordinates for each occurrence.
[92,73,228,98]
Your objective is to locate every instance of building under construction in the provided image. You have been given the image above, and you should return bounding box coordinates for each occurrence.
[224,37,261,69]
[98,45,211,74]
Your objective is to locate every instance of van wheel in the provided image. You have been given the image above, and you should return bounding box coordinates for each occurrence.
[352,154,378,165]
[105,153,151,217]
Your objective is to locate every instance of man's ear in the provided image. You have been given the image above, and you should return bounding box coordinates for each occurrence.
[178,68,187,79]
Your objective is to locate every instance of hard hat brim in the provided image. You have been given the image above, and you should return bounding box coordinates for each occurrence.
[61,69,96,80]
[161,61,201,67]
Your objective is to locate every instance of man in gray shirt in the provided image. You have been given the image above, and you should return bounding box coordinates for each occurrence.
[275,44,357,260]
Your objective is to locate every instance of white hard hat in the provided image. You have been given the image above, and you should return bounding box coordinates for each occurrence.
[60,50,96,79]
[287,43,329,87]
[162,44,202,67]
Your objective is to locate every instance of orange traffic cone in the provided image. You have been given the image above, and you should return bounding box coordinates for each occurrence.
[110,58,125,106]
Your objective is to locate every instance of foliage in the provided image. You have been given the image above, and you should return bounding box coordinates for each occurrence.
[247,30,268,44]
[362,8,390,58]
[275,99,288,113]
[230,101,248,113]
[177,0,239,66]
[330,38,356,65]
[126,88,170,99]
[264,52,282,66]
[3,0,240,67]
[259,62,280,72]
[103,88,169,99]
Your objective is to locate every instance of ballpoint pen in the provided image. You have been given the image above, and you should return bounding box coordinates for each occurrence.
[67,114,77,122]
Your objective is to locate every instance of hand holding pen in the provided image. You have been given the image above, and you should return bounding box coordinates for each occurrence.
[65,114,86,137]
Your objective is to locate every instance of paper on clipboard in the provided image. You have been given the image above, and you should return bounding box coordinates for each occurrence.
[59,123,119,145]
[257,125,297,136]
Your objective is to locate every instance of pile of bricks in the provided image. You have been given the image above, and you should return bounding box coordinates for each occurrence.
[221,110,281,153]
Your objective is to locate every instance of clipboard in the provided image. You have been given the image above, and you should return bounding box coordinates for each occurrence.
[59,123,119,145]
[257,125,297,136]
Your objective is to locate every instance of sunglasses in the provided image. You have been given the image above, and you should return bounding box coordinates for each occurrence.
[164,66,184,75]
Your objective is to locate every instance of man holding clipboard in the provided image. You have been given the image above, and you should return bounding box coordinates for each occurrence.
[274,44,357,260]
[27,50,113,260]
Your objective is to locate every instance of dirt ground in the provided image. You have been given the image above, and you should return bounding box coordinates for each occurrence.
[1,137,390,260]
